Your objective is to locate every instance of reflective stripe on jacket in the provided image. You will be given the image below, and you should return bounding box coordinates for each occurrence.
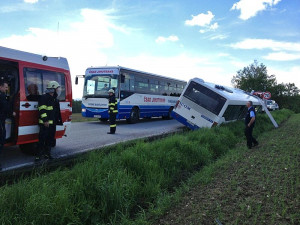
[38,93,56,124]
[108,95,118,114]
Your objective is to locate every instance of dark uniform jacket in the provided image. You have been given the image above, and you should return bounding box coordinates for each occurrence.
[245,106,256,127]
[108,95,118,114]
[38,93,61,125]
[0,92,10,122]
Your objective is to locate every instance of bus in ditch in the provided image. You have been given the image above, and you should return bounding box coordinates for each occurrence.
[0,46,72,153]
[172,77,278,130]
[75,66,186,123]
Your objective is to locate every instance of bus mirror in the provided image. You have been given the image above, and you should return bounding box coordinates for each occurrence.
[75,76,78,85]
[121,74,125,83]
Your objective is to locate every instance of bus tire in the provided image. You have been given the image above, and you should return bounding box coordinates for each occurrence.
[127,107,139,124]
[99,118,108,122]
[163,107,174,120]
[19,142,39,156]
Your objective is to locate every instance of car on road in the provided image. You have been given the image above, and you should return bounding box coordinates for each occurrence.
[266,100,279,111]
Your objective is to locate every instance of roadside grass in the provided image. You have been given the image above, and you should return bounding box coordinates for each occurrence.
[0,109,294,224]
[71,113,99,122]
[155,113,300,225]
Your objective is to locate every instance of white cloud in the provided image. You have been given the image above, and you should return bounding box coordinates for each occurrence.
[117,53,229,85]
[209,22,219,30]
[264,52,300,61]
[155,35,179,43]
[210,34,228,40]
[185,11,214,27]
[24,0,38,3]
[231,0,282,20]
[230,39,300,52]
[218,53,230,57]
[269,66,300,88]
[0,8,127,99]
[185,11,219,33]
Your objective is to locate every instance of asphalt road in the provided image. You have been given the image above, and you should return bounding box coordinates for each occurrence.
[1,118,184,172]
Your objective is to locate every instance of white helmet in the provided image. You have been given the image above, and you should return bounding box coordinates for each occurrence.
[108,89,114,93]
[47,81,60,89]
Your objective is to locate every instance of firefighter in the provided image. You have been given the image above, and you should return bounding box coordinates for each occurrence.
[107,89,118,134]
[35,81,62,162]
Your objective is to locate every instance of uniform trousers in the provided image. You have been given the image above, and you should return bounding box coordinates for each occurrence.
[109,113,116,134]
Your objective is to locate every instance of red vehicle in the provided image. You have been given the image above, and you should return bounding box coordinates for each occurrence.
[0,46,72,152]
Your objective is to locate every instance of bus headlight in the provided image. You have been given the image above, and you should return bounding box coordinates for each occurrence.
[82,108,86,112]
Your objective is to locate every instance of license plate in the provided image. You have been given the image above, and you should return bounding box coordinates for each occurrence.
[94,115,101,118]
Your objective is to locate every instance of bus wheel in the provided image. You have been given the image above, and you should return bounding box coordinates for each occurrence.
[163,107,174,120]
[19,143,39,156]
[99,118,108,122]
[127,107,139,124]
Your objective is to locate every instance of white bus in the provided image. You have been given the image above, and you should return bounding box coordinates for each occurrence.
[76,66,186,123]
[172,78,266,130]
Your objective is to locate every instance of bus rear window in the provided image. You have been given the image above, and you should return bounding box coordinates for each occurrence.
[183,81,226,115]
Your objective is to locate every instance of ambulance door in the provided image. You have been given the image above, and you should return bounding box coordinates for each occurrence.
[0,59,19,144]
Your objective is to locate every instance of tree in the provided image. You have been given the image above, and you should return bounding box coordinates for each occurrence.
[232,60,300,113]
[231,60,277,92]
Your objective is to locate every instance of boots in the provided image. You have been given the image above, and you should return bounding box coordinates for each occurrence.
[44,146,53,160]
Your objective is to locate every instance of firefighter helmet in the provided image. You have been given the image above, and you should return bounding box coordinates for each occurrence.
[108,89,114,93]
[47,81,60,89]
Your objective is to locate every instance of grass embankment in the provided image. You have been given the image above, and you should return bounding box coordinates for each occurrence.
[157,113,300,225]
[0,110,294,224]
[72,113,98,122]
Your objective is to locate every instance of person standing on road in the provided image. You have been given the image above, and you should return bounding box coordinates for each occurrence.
[35,81,62,162]
[245,101,258,149]
[107,89,118,134]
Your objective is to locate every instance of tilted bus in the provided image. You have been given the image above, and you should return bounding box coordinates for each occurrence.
[172,78,263,130]
[76,66,186,123]
[0,46,72,153]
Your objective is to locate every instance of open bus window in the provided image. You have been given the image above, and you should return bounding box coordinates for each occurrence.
[24,68,66,101]
[183,81,226,115]
[222,105,247,121]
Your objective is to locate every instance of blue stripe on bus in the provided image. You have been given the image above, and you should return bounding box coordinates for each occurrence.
[82,103,172,119]
[171,111,200,130]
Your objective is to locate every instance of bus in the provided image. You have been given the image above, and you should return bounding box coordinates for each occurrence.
[172,78,277,130]
[0,46,72,153]
[76,66,186,123]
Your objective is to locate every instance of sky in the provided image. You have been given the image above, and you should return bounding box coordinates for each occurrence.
[0,0,299,99]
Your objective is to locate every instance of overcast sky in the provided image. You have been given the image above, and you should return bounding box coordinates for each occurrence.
[0,0,299,99]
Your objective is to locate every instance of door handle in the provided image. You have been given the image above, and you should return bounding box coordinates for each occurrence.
[22,103,31,108]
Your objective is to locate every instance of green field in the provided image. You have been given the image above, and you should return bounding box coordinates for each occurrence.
[71,113,99,122]
[0,109,298,225]
[156,114,300,225]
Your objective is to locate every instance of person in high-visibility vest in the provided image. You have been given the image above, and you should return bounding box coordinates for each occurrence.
[107,89,118,134]
[35,81,62,162]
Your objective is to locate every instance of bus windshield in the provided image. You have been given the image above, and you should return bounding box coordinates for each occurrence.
[83,74,119,98]
[183,81,226,115]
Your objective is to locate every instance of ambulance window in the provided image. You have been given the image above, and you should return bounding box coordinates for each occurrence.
[24,68,66,101]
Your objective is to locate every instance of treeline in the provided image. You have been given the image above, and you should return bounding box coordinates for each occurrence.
[232,60,300,113]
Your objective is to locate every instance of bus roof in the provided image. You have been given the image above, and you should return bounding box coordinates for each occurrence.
[0,46,69,71]
[85,66,186,84]
[191,77,260,104]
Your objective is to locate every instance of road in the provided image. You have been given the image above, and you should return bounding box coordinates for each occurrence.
[1,119,184,172]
